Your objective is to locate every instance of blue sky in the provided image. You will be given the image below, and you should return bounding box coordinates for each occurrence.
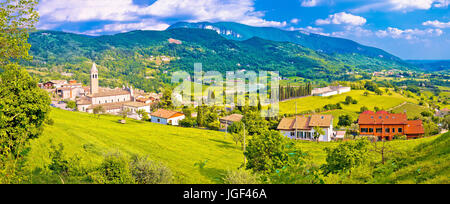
[36,0,450,60]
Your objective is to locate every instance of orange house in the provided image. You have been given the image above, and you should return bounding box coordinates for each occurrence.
[358,111,424,141]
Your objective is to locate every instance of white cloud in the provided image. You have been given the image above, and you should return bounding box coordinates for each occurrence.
[37,0,287,34]
[290,18,300,24]
[84,20,171,36]
[315,12,366,26]
[301,0,321,7]
[423,20,450,28]
[38,0,139,22]
[352,0,449,13]
[376,27,443,39]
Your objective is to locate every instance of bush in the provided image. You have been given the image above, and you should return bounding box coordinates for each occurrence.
[223,169,260,184]
[90,152,134,184]
[129,155,172,184]
[180,118,196,128]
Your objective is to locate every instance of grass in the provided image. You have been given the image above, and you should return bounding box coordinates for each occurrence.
[24,108,447,184]
[24,108,244,184]
[279,90,418,116]
[391,103,430,119]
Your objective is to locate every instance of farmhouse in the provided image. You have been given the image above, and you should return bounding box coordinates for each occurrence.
[219,114,243,129]
[312,85,351,97]
[277,115,334,142]
[150,109,185,126]
[358,111,424,140]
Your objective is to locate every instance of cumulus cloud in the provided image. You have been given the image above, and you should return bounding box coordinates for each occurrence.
[315,12,366,26]
[376,27,443,39]
[37,0,287,34]
[290,18,300,24]
[352,0,449,13]
[301,0,321,7]
[423,20,450,28]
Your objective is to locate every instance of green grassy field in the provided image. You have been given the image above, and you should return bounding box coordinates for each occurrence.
[24,108,447,184]
[279,90,418,115]
[24,108,244,184]
[391,103,431,119]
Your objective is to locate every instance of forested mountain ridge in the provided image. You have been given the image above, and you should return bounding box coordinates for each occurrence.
[25,27,415,92]
[168,22,409,63]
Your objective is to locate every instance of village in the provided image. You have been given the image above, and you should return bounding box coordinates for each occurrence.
[37,62,436,143]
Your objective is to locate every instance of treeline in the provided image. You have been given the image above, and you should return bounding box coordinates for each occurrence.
[279,83,312,101]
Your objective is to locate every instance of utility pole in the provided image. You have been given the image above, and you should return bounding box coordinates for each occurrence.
[243,123,246,166]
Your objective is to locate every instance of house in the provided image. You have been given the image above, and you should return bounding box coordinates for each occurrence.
[311,86,351,97]
[150,109,185,126]
[123,102,151,120]
[219,114,244,129]
[358,111,425,140]
[277,115,334,142]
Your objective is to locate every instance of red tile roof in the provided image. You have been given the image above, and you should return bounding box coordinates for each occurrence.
[358,111,407,125]
[150,109,184,119]
[406,120,425,134]
[277,115,333,130]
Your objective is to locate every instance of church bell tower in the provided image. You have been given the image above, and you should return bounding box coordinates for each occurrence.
[90,62,99,94]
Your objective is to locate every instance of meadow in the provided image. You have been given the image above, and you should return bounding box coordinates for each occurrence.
[23,108,447,184]
[24,108,245,184]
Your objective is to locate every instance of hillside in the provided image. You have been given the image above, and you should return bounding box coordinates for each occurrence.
[406,60,450,73]
[24,108,244,184]
[25,27,415,92]
[168,22,413,67]
[23,108,448,184]
[278,90,419,122]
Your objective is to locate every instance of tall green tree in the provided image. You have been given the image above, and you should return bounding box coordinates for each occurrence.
[244,130,289,173]
[313,126,325,143]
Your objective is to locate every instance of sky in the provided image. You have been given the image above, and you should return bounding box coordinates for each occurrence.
[36,0,450,60]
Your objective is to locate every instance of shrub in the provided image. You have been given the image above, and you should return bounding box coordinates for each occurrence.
[90,152,134,184]
[223,169,260,184]
[129,155,172,184]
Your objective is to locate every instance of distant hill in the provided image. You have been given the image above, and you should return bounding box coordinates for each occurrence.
[406,60,450,72]
[168,22,408,63]
[26,27,416,91]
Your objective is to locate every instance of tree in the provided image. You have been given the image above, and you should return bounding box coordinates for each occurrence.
[0,0,39,65]
[129,155,172,184]
[323,139,369,175]
[443,115,450,130]
[375,88,383,96]
[66,100,77,110]
[338,115,353,127]
[363,91,370,96]
[93,106,105,118]
[0,65,51,159]
[360,106,369,113]
[119,108,131,123]
[313,126,325,143]
[136,109,148,121]
[0,0,43,183]
[90,152,134,184]
[244,130,289,173]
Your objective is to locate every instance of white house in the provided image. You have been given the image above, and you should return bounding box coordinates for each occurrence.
[150,109,185,126]
[312,86,351,97]
[277,115,334,142]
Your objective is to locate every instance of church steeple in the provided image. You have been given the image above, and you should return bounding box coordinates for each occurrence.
[90,62,99,94]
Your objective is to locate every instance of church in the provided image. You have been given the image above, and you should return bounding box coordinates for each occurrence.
[76,63,151,116]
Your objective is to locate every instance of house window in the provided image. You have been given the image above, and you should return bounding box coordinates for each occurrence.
[157,119,160,122]
[392,128,395,133]
[376,128,382,133]
[369,128,374,133]
[361,128,368,133]
[398,128,403,133]
[385,128,390,133]
[290,132,295,137]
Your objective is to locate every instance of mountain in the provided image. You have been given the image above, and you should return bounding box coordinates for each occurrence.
[25,27,415,92]
[405,60,450,72]
[168,22,406,63]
